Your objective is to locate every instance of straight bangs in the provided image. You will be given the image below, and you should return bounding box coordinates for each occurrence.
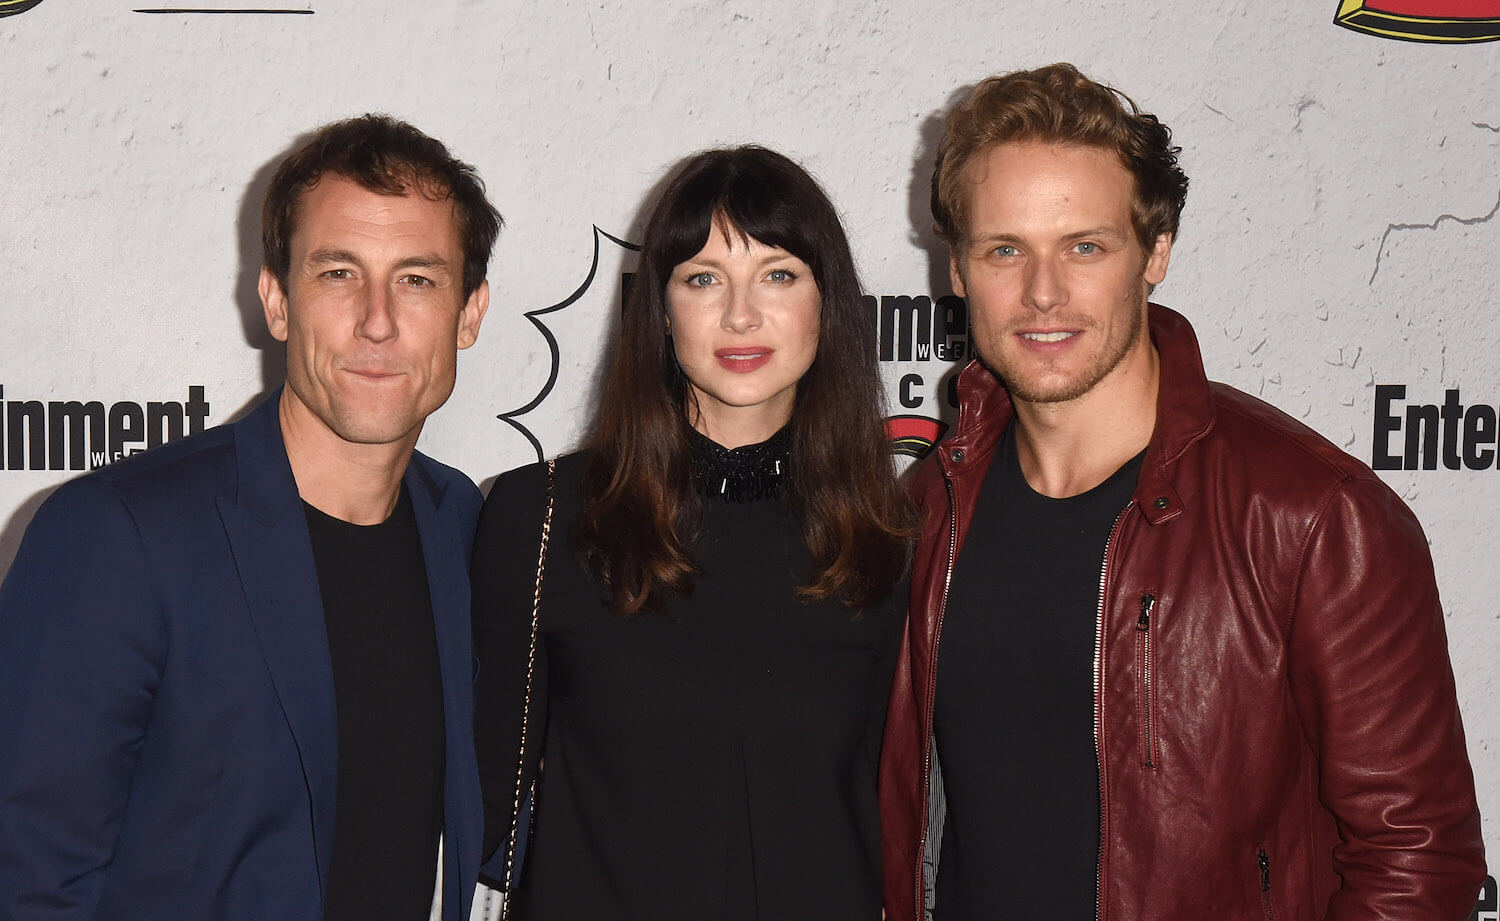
[646,155,830,288]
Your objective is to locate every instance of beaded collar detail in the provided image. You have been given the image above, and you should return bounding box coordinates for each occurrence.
[688,426,791,503]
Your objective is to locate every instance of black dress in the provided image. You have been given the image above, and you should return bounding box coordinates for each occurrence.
[472,449,904,921]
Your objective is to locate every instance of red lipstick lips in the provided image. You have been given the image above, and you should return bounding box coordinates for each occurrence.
[715,347,773,373]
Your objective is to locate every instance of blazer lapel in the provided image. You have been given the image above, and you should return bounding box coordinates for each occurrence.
[215,392,339,898]
[406,460,481,921]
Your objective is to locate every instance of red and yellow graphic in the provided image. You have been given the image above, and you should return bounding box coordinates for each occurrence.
[0,0,46,18]
[1335,0,1500,42]
[886,415,948,460]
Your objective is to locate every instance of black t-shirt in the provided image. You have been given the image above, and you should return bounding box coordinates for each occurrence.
[304,485,445,921]
[933,425,1142,920]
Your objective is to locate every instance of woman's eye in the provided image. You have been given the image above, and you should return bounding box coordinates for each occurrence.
[767,269,796,283]
[687,272,715,287]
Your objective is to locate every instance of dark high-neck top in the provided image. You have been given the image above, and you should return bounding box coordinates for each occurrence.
[472,450,904,921]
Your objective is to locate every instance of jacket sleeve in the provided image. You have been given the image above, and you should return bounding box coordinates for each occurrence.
[0,479,166,919]
[1285,475,1485,920]
[472,462,553,889]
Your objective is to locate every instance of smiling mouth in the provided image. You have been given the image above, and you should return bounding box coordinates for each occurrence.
[1020,331,1077,342]
[715,348,773,372]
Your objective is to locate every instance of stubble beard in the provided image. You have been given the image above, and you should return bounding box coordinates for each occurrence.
[987,291,1148,406]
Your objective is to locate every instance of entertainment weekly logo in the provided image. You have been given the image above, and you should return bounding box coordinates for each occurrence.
[496,228,965,462]
[0,385,211,472]
[1470,875,1498,921]
[1371,385,1500,471]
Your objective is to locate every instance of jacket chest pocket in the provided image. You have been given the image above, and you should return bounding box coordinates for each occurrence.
[1134,592,1159,769]
[1256,847,1277,920]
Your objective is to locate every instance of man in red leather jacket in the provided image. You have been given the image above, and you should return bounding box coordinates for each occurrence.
[879,63,1485,921]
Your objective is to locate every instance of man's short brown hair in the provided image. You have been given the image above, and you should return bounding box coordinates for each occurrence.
[932,63,1188,253]
[261,114,502,298]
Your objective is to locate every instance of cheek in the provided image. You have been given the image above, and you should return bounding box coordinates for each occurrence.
[790,296,822,354]
[666,306,710,364]
[966,301,1010,342]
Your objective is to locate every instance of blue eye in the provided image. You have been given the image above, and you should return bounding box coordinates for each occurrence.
[767,269,796,283]
[994,245,1018,258]
[687,272,715,287]
[1075,242,1099,255]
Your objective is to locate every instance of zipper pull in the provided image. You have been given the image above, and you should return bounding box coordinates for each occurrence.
[1258,848,1271,891]
[1137,593,1156,631]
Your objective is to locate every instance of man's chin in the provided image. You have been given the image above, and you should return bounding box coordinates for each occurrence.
[322,406,424,448]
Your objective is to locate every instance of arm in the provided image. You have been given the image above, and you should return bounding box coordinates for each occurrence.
[471,463,553,887]
[1286,476,1485,920]
[0,480,166,918]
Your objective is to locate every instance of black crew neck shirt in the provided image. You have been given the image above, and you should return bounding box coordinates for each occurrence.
[933,424,1143,920]
[304,485,445,921]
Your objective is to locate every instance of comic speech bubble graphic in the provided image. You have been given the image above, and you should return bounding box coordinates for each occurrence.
[1335,0,1500,42]
[498,227,640,462]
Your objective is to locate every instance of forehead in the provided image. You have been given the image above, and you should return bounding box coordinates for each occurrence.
[291,173,461,258]
[686,215,799,262]
[963,141,1135,232]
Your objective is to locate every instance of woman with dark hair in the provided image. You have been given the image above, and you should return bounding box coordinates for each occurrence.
[472,145,912,921]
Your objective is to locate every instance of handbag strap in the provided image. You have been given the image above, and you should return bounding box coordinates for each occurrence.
[499,458,556,909]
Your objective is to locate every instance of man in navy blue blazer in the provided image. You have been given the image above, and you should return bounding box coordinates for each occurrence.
[0,115,501,921]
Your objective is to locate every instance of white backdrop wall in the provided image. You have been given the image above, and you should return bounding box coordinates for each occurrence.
[2,0,1497,909]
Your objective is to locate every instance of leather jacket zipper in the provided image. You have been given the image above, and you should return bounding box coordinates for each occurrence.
[916,470,960,921]
[1258,847,1276,920]
[1135,593,1157,768]
[1094,501,1132,921]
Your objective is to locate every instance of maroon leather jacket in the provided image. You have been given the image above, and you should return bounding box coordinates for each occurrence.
[880,305,1485,921]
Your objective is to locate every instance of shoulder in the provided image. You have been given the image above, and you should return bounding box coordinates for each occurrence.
[476,451,589,551]
[36,421,239,530]
[484,451,587,515]
[1201,382,1415,532]
[4,429,240,603]
[1206,383,1378,485]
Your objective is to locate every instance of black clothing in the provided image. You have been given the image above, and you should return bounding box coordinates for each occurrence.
[472,451,904,921]
[688,425,791,501]
[305,486,445,921]
[933,425,1142,921]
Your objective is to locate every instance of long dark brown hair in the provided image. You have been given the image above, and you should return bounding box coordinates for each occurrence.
[576,145,913,614]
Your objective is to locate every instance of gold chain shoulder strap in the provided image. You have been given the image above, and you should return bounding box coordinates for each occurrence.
[498,457,555,916]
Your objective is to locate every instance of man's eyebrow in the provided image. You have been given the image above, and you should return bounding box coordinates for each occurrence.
[968,231,1023,246]
[394,255,452,271]
[968,227,1131,246]
[303,250,453,272]
[1061,227,1130,242]
[306,248,362,265]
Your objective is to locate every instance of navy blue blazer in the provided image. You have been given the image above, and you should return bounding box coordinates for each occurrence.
[0,391,484,921]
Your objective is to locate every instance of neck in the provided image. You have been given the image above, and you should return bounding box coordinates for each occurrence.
[278,392,416,525]
[689,404,791,450]
[1011,343,1159,499]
